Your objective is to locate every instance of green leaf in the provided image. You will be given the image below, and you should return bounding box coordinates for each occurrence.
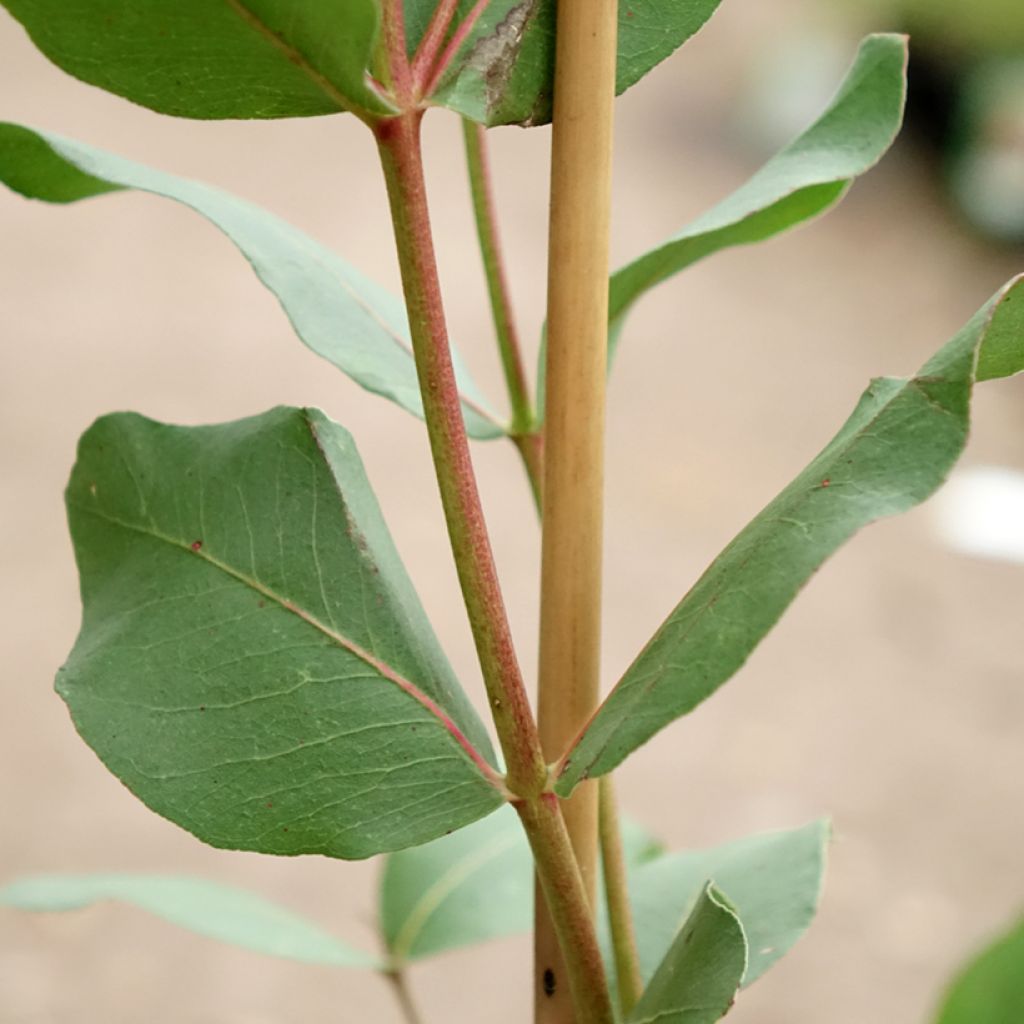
[607,33,908,360]
[379,805,532,964]
[60,406,505,859]
[378,806,664,964]
[557,275,1024,793]
[625,822,828,990]
[934,915,1024,1024]
[0,874,381,968]
[409,0,722,127]
[0,124,503,441]
[0,0,393,120]
[627,884,747,1024]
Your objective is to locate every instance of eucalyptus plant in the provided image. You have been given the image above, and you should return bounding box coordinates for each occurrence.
[1,3,1022,1023]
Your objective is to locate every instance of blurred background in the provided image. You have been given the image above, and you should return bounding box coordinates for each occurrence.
[1,1,1022,1022]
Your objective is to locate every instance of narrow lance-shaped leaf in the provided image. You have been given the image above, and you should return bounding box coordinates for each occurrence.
[628,884,747,1024]
[557,276,1024,793]
[0,875,381,969]
[608,34,907,361]
[536,34,908,420]
[933,914,1024,1024]
[0,0,393,120]
[619,821,829,991]
[405,0,722,128]
[61,406,505,859]
[0,124,504,441]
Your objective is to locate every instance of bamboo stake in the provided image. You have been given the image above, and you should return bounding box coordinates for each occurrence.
[535,2,618,1021]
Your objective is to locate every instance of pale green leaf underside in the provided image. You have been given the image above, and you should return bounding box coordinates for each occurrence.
[0,0,392,119]
[380,805,531,964]
[608,33,908,359]
[933,914,1024,1024]
[378,806,664,965]
[61,407,503,860]
[558,276,1024,793]
[410,0,721,127]
[628,884,747,1024]
[623,821,828,990]
[0,124,503,440]
[0,874,380,968]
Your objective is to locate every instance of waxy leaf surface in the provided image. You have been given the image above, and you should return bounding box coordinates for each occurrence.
[0,874,380,968]
[405,0,722,127]
[624,822,828,989]
[0,0,392,119]
[558,276,1024,793]
[0,124,503,440]
[607,34,908,359]
[934,915,1024,1024]
[60,407,503,859]
[628,884,747,1024]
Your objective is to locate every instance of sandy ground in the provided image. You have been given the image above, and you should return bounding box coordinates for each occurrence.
[1,4,1022,1023]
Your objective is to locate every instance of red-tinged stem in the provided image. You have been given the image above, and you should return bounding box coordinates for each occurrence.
[411,0,460,96]
[380,0,413,103]
[517,795,616,1024]
[422,0,489,99]
[374,110,546,799]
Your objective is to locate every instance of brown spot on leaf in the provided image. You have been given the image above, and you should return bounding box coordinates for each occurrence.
[190,540,203,552]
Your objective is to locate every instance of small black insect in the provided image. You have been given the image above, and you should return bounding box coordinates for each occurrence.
[543,968,556,998]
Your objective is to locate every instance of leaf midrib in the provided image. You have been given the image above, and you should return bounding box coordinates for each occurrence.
[389,828,521,963]
[72,499,502,789]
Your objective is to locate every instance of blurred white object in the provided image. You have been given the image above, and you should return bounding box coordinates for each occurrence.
[932,465,1024,563]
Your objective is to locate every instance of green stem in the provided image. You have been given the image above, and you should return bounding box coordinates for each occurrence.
[386,969,425,1024]
[599,777,643,1016]
[461,117,544,507]
[374,109,546,799]
[461,119,535,434]
[517,795,617,1024]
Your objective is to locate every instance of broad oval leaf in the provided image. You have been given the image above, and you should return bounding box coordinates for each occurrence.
[628,884,747,1024]
[0,124,503,441]
[0,0,393,120]
[557,276,1024,793]
[61,407,505,859]
[623,822,828,990]
[933,914,1024,1024]
[378,806,664,964]
[607,34,908,361]
[0,874,381,968]
[408,0,722,127]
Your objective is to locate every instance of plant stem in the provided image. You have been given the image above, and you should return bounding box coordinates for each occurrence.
[599,776,643,1016]
[535,1,618,1021]
[379,0,412,103]
[374,110,546,799]
[386,969,425,1024]
[517,796,616,1024]
[461,118,544,507]
[375,106,614,1024]
[461,120,535,433]
[410,0,459,94]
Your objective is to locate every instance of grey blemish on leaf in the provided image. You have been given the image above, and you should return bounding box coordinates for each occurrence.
[463,1,537,118]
